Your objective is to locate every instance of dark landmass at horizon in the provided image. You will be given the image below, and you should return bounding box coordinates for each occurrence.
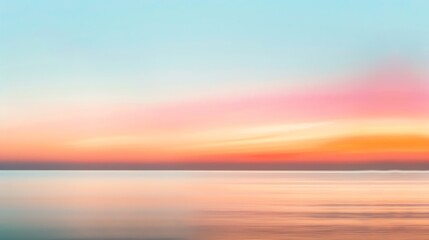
[1,161,429,170]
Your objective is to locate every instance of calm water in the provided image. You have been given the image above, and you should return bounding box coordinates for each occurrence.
[1,171,429,240]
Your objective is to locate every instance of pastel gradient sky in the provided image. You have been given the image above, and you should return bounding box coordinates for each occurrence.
[3,0,429,169]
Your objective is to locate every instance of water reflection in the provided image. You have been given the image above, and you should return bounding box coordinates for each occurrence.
[1,171,429,239]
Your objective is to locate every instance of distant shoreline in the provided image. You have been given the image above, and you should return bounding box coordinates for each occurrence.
[2,161,429,170]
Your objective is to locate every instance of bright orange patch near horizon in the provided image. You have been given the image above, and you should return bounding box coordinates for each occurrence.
[178,133,429,163]
[4,122,429,164]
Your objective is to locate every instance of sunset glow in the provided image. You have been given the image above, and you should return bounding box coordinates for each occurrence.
[3,63,429,167]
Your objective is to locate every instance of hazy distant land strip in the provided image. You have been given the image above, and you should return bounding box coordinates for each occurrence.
[2,161,429,170]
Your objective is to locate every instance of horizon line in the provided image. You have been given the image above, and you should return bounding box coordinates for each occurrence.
[2,161,429,170]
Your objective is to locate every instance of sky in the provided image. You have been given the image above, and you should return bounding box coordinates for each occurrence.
[3,0,429,169]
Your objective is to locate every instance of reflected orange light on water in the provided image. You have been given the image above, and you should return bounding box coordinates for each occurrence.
[2,171,429,240]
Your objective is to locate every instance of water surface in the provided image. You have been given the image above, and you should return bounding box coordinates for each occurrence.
[1,171,429,239]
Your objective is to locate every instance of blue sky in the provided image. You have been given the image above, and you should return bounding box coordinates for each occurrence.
[2,0,429,104]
